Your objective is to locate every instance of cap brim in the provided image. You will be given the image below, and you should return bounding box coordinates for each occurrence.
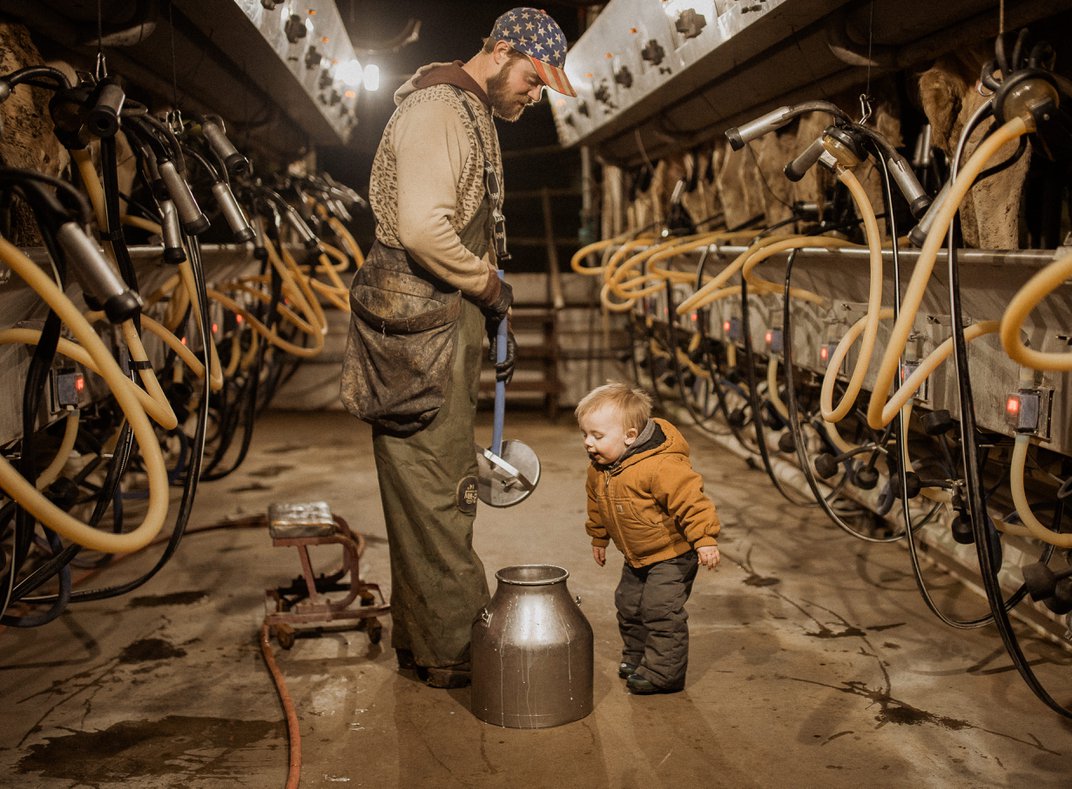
[529,56,576,97]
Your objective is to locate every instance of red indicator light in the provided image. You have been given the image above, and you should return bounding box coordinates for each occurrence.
[212,323,219,334]
[819,345,829,363]
[690,312,698,322]
[236,314,244,324]
[764,330,773,346]
[1005,395,1020,416]
[75,376,85,393]
[722,319,731,333]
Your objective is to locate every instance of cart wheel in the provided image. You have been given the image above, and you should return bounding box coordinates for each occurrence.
[274,624,296,650]
[367,618,383,645]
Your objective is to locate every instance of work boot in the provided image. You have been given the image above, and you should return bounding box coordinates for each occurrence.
[395,648,418,671]
[626,673,682,695]
[618,662,637,678]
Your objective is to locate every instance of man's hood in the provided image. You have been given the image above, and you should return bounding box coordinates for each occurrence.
[393,61,491,108]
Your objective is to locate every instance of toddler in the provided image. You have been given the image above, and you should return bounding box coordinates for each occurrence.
[576,382,721,694]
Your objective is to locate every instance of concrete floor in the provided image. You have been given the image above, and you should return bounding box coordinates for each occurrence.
[2,408,1071,788]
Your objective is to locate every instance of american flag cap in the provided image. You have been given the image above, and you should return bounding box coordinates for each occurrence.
[490,7,576,97]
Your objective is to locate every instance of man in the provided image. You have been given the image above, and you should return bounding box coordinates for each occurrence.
[341,7,575,688]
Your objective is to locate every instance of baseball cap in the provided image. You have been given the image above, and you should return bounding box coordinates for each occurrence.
[489,7,576,97]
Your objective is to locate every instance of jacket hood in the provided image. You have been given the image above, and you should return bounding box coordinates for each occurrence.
[393,61,491,108]
[598,417,690,473]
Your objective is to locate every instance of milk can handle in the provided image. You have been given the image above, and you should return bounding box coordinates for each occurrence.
[574,595,582,606]
[480,607,492,624]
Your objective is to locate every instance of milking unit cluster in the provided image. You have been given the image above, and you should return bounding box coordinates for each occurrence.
[0,4,366,630]
[553,0,1072,716]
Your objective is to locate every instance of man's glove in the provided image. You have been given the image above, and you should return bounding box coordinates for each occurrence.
[482,276,513,324]
[479,273,515,383]
[486,317,517,384]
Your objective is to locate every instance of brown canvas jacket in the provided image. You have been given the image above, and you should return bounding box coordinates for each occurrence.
[584,418,720,568]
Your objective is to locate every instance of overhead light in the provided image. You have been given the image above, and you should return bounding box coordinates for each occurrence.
[362,63,380,92]
[335,59,363,88]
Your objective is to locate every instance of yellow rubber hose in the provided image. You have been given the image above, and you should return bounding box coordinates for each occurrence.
[999,253,1072,371]
[867,117,1030,429]
[0,237,169,553]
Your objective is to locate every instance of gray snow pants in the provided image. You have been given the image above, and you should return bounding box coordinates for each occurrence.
[615,551,699,689]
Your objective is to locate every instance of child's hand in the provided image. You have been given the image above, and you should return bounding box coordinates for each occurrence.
[697,545,720,570]
[592,545,606,567]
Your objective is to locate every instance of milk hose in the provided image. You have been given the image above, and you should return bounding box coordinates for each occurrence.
[664,252,749,445]
[686,254,763,450]
[817,169,885,424]
[15,417,138,594]
[601,234,690,311]
[197,313,265,480]
[326,214,364,268]
[999,253,1072,371]
[780,249,902,542]
[570,229,648,275]
[201,295,270,478]
[621,232,712,305]
[575,225,664,380]
[626,231,746,396]
[733,257,818,507]
[0,329,177,428]
[998,252,1072,546]
[197,272,271,478]
[662,248,719,433]
[872,151,1001,627]
[16,232,215,605]
[867,113,1029,429]
[2,276,67,624]
[38,234,213,604]
[0,172,151,582]
[75,147,222,394]
[199,341,265,481]
[676,249,748,442]
[0,239,169,554]
[1010,436,1072,548]
[3,194,68,577]
[945,101,1071,718]
[279,244,329,332]
[764,167,893,524]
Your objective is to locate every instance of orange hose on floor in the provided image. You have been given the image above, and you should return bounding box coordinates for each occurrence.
[260,622,302,789]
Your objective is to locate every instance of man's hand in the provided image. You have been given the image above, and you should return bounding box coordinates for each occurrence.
[487,322,516,383]
[482,276,513,324]
[592,545,606,567]
[481,275,515,383]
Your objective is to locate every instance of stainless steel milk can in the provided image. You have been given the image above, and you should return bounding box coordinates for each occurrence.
[471,565,594,728]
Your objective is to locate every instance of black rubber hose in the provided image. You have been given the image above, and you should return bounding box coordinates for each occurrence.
[781,252,904,543]
[947,100,1072,717]
[737,274,815,506]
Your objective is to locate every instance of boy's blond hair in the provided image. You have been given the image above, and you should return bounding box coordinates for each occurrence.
[574,382,653,434]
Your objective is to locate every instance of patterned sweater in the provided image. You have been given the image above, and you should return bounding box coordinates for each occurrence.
[368,61,503,301]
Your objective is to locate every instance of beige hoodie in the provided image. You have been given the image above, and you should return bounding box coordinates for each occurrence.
[368,61,503,302]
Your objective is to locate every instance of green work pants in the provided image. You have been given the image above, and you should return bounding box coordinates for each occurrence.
[372,299,489,668]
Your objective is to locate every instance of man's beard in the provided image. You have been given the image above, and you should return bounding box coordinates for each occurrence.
[487,60,531,122]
